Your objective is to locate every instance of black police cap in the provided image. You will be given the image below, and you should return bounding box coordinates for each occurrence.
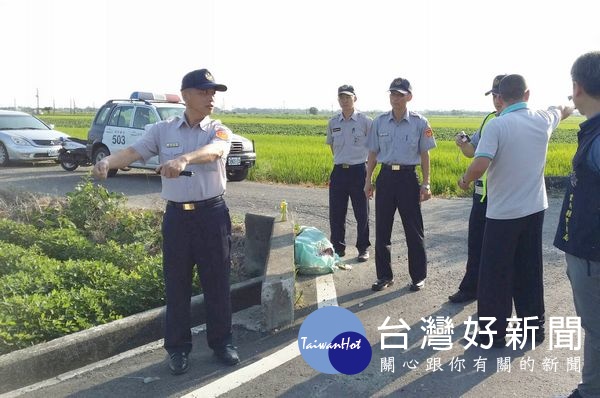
[181,69,227,91]
[389,77,412,94]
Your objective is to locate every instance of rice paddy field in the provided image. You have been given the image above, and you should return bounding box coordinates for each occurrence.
[39,113,580,196]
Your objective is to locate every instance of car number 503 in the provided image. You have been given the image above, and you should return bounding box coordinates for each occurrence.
[112,135,126,145]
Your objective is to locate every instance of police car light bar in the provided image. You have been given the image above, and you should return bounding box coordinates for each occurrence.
[130,92,181,103]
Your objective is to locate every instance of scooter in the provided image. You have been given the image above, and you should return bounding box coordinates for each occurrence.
[58,137,92,171]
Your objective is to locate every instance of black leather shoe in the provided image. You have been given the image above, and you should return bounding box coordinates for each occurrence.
[336,250,346,258]
[214,344,240,366]
[531,328,545,344]
[168,352,189,375]
[448,290,476,303]
[567,389,583,398]
[409,280,425,291]
[474,334,506,349]
[357,251,369,262]
[371,279,394,291]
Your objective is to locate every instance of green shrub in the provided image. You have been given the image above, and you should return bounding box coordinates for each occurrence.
[0,288,120,353]
[0,242,42,277]
[0,218,154,271]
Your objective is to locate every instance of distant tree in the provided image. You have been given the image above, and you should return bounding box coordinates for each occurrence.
[308,107,318,115]
[42,106,53,114]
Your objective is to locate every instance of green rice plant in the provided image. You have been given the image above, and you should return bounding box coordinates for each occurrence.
[37,114,95,128]
[546,143,576,175]
[245,135,576,195]
[248,135,331,185]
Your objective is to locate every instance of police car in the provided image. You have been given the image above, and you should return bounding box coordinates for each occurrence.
[86,92,256,181]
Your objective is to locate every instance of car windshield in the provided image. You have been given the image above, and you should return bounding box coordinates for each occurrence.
[0,115,49,130]
[156,107,185,121]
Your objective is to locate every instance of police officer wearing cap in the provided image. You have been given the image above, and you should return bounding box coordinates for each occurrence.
[93,68,240,375]
[448,74,505,304]
[365,77,436,292]
[326,84,372,262]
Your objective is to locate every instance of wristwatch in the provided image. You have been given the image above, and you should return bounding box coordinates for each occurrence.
[422,184,431,190]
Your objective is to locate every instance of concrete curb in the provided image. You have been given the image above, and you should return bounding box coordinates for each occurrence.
[0,277,262,393]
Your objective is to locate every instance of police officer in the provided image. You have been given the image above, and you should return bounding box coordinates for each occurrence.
[327,84,372,262]
[448,74,505,303]
[93,68,240,375]
[365,77,436,292]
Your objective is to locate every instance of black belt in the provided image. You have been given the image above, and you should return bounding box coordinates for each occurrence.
[334,163,366,169]
[167,195,223,211]
[381,164,416,171]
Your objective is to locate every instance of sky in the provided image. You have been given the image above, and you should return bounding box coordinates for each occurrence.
[1,0,599,113]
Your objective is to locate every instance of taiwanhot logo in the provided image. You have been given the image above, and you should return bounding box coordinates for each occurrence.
[298,306,372,375]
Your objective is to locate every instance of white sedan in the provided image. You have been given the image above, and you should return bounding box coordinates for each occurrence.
[0,110,69,166]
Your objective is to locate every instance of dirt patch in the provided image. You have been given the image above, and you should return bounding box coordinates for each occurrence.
[230,222,248,283]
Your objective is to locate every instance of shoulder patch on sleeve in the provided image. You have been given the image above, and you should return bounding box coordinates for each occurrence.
[424,125,434,138]
[215,129,230,140]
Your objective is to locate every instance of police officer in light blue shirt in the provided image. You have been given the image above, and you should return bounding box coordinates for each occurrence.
[93,68,240,375]
[326,84,372,262]
[365,77,436,292]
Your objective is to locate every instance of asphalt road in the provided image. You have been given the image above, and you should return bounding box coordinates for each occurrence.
[0,162,581,398]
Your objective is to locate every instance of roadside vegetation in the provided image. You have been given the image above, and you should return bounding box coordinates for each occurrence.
[0,178,246,355]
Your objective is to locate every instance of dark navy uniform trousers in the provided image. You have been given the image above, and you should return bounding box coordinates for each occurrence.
[375,166,427,283]
[458,186,487,296]
[329,163,370,254]
[477,210,546,339]
[162,197,232,354]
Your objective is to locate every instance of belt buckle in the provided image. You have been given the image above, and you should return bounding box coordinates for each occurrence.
[391,165,400,171]
[342,164,350,169]
[182,203,195,211]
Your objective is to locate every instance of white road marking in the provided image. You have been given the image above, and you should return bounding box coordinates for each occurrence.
[316,273,339,307]
[181,273,337,397]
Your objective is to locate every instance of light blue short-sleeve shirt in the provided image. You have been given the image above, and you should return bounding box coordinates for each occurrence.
[132,115,231,202]
[367,110,436,165]
[326,110,372,165]
[475,106,561,219]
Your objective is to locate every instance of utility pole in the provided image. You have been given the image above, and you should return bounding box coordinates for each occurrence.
[36,88,40,114]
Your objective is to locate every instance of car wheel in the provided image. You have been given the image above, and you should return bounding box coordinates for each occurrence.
[60,160,79,171]
[0,142,9,166]
[93,146,117,177]
[226,168,249,182]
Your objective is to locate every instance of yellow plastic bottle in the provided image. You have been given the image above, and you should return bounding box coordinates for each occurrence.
[280,200,288,221]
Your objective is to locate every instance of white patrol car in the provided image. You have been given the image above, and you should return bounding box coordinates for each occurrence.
[86,92,256,181]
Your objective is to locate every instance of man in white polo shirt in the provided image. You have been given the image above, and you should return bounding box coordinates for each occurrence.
[458,74,573,348]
